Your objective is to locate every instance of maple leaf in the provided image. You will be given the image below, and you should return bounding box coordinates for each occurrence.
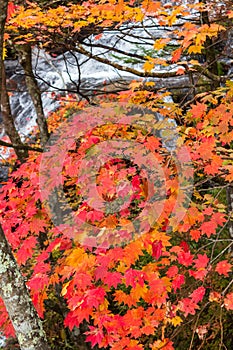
[177,251,193,267]
[179,297,199,317]
[85,326,104,347]
[171,47,182,63]
[103,271,122,288]
[31,290,48,318]
[124,268,145,288]
[151,338,174,350]
[17,236,37,265]
[94,33,103,40]
[179,241,189,252]
[130,283,148,302]
[172,274,185,292]
[190,229,201,242]
[169,315,183,327]
[144,60,154,72]
[142,0,161,14]
[224,293,233,311]
[193,254,209,269]
[30,217,48,235]
[114,290,134,307]
[151,240,163,260]
[154,38,170,50]
[6,2,17,22]
[215,260,232,277]
[188,45,203,54]
[190,286,206,303]
[141,323,155,335]
[209,291,221,303]
[189,269,208,281]
[224,165,233,182]
[176,67,185,75]
[166,265,178,278]
[190,102,207,120]
[200,220,217,237]
[204,155,222,175]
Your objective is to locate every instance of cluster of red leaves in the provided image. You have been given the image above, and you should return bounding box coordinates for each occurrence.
[0,94,232,349]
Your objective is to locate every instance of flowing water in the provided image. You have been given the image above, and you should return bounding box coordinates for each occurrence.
[4,19,175,137]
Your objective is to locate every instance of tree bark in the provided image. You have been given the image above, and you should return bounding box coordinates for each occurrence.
[17,44,49,147]
[0,224,51,350]
[0,0,8,110]
[200,0,219,88]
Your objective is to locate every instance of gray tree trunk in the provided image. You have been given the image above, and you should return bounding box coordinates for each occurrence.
[0,224,51,350]
[17,44,49,147]
[0,0,8,109]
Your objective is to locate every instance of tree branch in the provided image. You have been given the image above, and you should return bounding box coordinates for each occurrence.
[75,44,180,79]
[0,139,43,152]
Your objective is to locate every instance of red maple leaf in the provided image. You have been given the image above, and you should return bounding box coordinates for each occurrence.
[190,286,206,303]
[172,274,185,292]
[215,260,232,277]
[166,265,178,278]
[177,251,193,267]
[17,236,37,265]
[180,241,190,252]
[179,297,199,317]
[200,220,217,237]
[6,2,16,22]
[190,229,201,242]
[103,271,122,288]
[85,326,104,347]
[193,254,209,269]
[151,240,163,260]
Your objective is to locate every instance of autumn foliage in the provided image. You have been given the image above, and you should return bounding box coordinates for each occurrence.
[0,0,233,349]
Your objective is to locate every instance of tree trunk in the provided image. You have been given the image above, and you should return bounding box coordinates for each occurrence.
[1,62,28,161]
[0,0,8,110]
[17,44,49,147]
[200,1,219,87]
[0,224,51,350]
[0,0,28,162]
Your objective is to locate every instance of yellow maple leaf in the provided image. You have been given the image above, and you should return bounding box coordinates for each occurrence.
[188,45,203,54]
[144,60,155,72]
[61,281,71,296]
[2,45,7,60]
[130,283,148,302]
[204,23,226,38]
[65,247,85,266]
[154,38,170,50]
[169,315,183,327]
[224,165,233,182]
[145,81,156,87]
